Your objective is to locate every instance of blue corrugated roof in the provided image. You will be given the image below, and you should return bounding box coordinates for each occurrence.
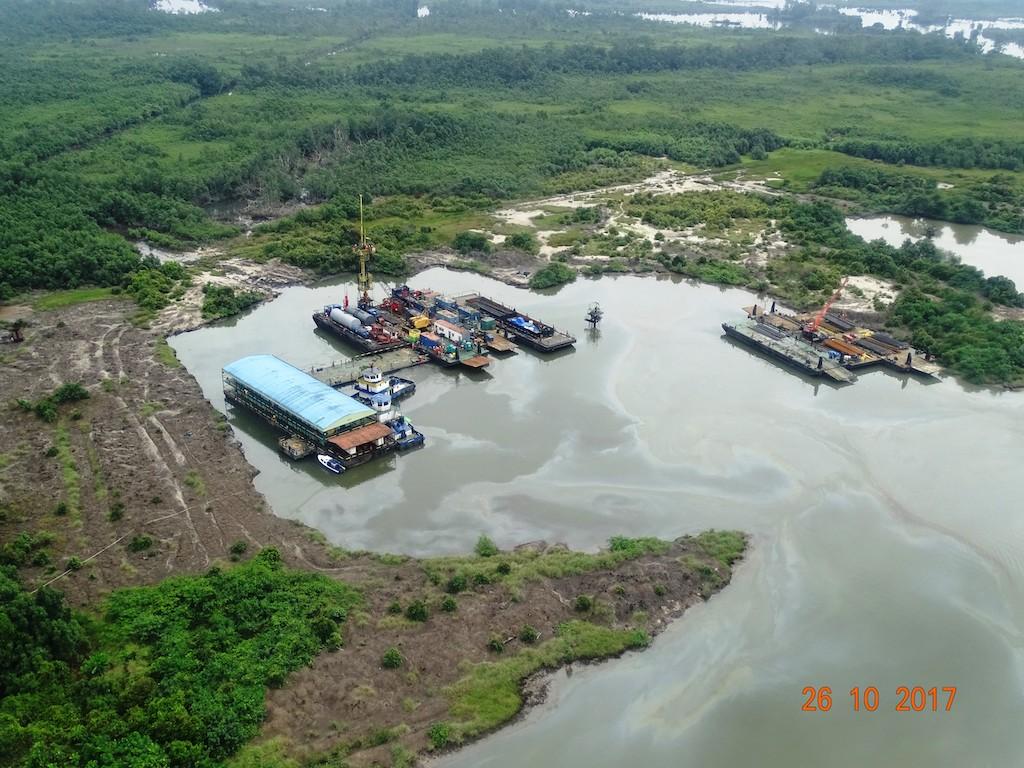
[223,354,373,434]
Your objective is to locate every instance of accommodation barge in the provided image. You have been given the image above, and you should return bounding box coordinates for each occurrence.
[223,354,403,468]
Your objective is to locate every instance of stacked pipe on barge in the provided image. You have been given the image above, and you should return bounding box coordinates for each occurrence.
[223,354,398,467]
[312,304,403,353]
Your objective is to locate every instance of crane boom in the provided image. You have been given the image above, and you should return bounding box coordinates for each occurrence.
[807,276,848,334]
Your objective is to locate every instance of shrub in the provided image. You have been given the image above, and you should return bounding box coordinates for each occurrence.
[528,262,576,290]
[428,722,452,750]
[441,595,457,612]
[67,556,83,571]
[381,647,403,669]
[496,561,511,575]
[405,600,428,622]
[453,231,490,254]
[108,502,124,522]
[388,601,403,615]
[574,595,593,613]
[472,572,491,587]
[45,446,58,458]
[653,584,667,597]
[487,635,505,653]
[445,573,467,594]
[519,625,539,644]
[474,535,499,558]
[230,540,248,557]
[53,501,68,517]
[506,232,538,253]
[128,535,153,553]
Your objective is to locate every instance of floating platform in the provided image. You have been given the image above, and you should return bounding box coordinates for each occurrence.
[484,335,517,354]
[278,435,314,459]
[310,347,428,388]
[463,295,576,353]
[722,320,856,384]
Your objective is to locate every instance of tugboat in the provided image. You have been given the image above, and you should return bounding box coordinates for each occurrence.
[317,454,345,474]
[390,415,425,450]
[585,302,603,328]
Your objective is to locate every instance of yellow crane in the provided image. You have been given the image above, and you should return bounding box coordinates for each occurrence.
[353,194,375,310]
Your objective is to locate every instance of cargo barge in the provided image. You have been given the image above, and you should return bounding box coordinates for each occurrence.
[722,319,856,384]
[464,295,576,353]
[313,304,404,353]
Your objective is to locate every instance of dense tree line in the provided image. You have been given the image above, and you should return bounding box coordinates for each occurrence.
[829,136,1024,171]
[813,166,1024,233]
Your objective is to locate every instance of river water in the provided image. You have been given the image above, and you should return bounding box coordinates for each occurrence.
[847,215,1024,288]
[171,264,1024,767]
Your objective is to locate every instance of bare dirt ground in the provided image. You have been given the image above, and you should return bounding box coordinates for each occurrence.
[0,297,339,604]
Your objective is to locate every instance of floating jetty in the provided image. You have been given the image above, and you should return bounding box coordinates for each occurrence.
[725,304,940,384]
[463,294,576,352]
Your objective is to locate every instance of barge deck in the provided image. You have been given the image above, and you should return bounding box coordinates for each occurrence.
[462,294,576,352]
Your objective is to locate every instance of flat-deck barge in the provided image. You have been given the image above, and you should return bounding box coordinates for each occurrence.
[723,319,856,383]
[464,295,575,352]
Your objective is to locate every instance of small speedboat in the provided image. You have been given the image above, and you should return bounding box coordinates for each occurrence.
[317,454,344,474]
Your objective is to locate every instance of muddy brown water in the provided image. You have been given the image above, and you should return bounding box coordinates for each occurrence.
[172,267,1024,767]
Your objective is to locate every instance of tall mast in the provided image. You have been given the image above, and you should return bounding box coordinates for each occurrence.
[355,194,374,309]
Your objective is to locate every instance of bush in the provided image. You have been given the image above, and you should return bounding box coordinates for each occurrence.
[519,625,539,644]
[653,584,667,597]
[381,647,403,669]
[453,231,490,254]
[528,262,576,290]
[574,595,593,613]
[45,446,58,458]
[472,572,491,587]
[496,561,511,575]
[67,556,83,571]
[445,573,467,594]
[53,501,68,517]
[474,535,499,558]
[388,601,403,615]
[405,600,428,622]
[506,232,538,253]
[441,595,457,612]
[128,535,153,553]
[230,540,248,558]
[108,502,125,522]
[428,722,452,750]
[487,635,505,653]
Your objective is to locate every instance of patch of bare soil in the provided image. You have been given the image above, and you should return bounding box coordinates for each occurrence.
[154,257,308,335]
[260,537,737,767]
[0,298,336,604]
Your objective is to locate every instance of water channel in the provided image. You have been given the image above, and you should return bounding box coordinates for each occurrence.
[172,255,1024,766]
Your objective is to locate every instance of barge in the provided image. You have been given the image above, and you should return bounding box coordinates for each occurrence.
[464,295,576,352]
[313,304,404,354]
[722,319,856,384]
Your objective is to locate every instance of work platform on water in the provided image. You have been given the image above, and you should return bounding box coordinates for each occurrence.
[309,347,429,388]
[726,303,940,384]
[461,294,576,352]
